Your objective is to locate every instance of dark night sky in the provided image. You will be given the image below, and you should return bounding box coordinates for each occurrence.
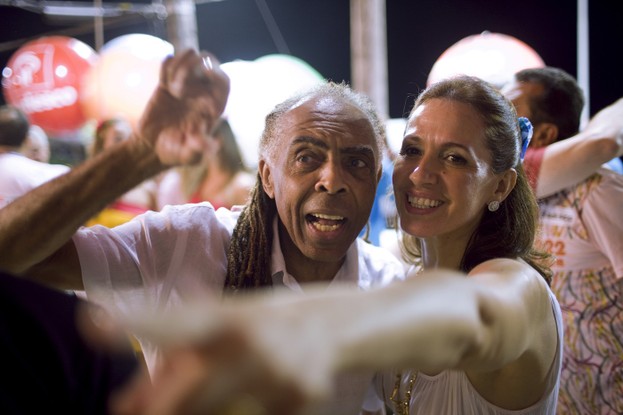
[1,0,622,120]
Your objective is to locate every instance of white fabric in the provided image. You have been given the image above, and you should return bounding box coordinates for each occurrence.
[374,286,564,414]
[0,152,69,208]
[155,169,185,210]
[73,202,405,415]
[537,167,623,413]
[538,167,623,277]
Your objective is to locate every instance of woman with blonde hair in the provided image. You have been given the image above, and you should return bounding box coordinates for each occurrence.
[156,118,254,210]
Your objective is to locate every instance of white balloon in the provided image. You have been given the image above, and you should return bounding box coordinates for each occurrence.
[222,54,324,169]
[428,32,545,89]
[81,34,173,128]
[385,118,407,155]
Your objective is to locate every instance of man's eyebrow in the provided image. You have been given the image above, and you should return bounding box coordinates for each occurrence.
[291,137,375,158]
[342,145,375,159]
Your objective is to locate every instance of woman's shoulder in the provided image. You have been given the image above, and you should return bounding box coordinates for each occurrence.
[469,258,550,294]
[470,257,533,274]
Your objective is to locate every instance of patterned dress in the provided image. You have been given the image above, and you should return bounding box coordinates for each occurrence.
[536,168,623,414]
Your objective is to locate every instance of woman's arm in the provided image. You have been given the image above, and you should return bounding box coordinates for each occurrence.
[325,261,552,375]
[107,259,554,414]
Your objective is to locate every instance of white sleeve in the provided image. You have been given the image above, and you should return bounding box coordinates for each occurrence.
[74,203,234,314]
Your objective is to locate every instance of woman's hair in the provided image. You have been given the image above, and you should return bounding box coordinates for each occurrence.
[180,119,249,198]
[400,75,552,283]
[224,81,386,292]
[216,119,249,175]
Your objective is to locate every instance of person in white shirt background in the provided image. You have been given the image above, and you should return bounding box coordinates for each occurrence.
[0,105,69,209]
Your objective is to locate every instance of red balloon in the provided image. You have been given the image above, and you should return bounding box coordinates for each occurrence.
[2,36,97,135]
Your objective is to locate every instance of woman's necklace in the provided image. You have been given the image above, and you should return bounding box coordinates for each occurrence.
[390,265,424,414]
[390,371,417,415]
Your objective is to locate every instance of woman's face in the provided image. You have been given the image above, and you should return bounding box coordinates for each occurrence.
[393,98,504,243]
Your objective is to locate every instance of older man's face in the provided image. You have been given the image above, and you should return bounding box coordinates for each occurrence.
[259,95,380,275]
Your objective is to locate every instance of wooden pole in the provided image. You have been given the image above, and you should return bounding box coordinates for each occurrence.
[164,0,199,51]
[350,0,389,119]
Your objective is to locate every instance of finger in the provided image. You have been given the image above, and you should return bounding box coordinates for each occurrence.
[200,55,231,115]
[167,50,204,99]
[155,128,204,166]
[166,49,198,83]
[196,51,222,80]
[150,351,216,415]
[157,54,175,91]
[170,50,228,104]
[174,49,200,73]
[177,136,207,165]
[76,302,134,352]
[154,128,183,165]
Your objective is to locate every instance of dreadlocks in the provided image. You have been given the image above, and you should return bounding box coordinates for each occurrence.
[224,175,276,292]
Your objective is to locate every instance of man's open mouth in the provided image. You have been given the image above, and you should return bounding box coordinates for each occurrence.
[307,213,346,232]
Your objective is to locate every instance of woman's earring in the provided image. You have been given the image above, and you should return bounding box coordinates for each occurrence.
[488,200,500,212]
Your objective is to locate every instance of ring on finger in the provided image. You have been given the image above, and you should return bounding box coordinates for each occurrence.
[202,56,213,70]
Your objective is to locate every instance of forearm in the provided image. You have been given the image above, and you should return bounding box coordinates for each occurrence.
[327,273,484,374]
[279,268,535,378]
[0,137,164,274]
[150,278,478,400]
[536,132,622,198]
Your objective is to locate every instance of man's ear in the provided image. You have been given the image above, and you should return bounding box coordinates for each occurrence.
[258,159,275,199]
[531,122,559,148]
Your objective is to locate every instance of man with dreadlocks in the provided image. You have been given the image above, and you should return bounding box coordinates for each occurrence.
[0,50,405,414]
